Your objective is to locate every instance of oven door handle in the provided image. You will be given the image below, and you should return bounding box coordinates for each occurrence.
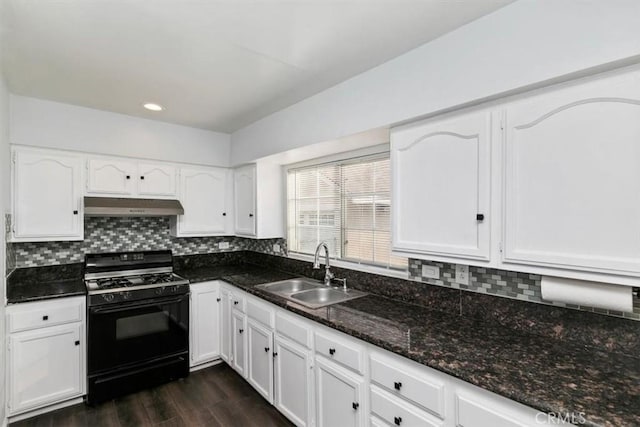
[90,295,188,314]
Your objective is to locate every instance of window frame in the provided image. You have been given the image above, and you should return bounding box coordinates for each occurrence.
[284,147,408,277]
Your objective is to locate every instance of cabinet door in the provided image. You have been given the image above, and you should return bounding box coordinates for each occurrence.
[13,150,83,241]
[176,167,227,236]
[137,163,177,197]
[316,357,365,427]
[86,158,136,195]
[503,70,640,274]
[391,111,491,261]
[220,288,232,363]
[190,283,220,367]
[8,323,83,415]
[234,165,256,236]
[275,336,314,427]
[231,310,247,377]
[247,319,274,403]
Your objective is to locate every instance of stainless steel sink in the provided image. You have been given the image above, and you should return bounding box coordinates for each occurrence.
[256,278,367,309]
[258,278,321,294]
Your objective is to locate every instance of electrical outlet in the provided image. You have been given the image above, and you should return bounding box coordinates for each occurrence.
[455,264,469,285]
[273,243,281,253]
[421,265,440,279]
[218,242,230,250]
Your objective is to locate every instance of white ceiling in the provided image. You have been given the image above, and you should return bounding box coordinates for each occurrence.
[2,0,512,133]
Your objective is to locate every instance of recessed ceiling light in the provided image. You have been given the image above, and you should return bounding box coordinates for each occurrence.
[143,103,164,111]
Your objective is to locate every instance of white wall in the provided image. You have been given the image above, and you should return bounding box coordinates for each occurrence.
[231,0,640,164]
[10,95,232,166]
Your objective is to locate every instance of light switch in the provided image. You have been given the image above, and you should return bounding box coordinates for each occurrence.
[273,243,281,253]
[455,264,469,285]
[421,265,440,279]
[218,242,230,250]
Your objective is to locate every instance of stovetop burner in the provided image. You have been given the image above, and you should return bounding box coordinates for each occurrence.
[87,272,186,292]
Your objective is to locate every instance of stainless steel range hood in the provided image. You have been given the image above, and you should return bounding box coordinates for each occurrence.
[84,197,184,217]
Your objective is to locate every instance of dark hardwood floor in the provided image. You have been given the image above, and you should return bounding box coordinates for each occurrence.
[11,363,293,427]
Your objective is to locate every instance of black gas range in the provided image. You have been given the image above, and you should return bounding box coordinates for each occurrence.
[85,250,190,404]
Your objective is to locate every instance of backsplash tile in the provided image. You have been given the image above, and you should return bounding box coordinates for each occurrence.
[408,258,640,321]
[8,216,286,268]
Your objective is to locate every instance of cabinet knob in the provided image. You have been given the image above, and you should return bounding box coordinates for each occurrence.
[223,212,227,216]
[42,315,49,321]
[126,175,130,179]
[476,213,485,221]
[216,298,221,302]
[73,210,78,215]
[75,340,80,346]
[264,347,270,353]
[394,381,402,390]
[394,416,402,426]
[239,329,244,334]
[329,348,336,355]
[234,301,239,305]
[352,402,359,410]
[249,213,254,217]
[140,176,145,180]
[273,352,278,357]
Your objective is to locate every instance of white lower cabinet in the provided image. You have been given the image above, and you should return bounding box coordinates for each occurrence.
[189,281,221,368]
[247,318,274,403]
[7,297,86,416]
[220,288,232,363]
[316,356,365,427]
[370,386,442,427]
[231,309,247,377]
[274,335,314,427]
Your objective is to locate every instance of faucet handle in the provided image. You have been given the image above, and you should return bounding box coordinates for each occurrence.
[333,277,347,291]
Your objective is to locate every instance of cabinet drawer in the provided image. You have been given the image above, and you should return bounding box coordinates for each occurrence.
[315,330,364,374]
[246,298,274,327]
[456,394,525,427]
[230,293,246,313]
[275,311,311,348]
[371,386,443,427]
[8,297,84,333]
[370,353,445,419]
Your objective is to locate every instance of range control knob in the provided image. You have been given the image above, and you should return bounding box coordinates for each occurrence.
[171,285,180,293]
[102,293,115,302]
[155,287,165,295]
[121,291,131,300]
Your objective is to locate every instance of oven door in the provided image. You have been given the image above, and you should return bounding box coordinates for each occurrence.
[88,293,189,374]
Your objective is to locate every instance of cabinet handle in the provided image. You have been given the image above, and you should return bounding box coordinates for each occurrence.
[394,381,402,390]
[42,315,49,321]
[394,416,402,426]
[476,213,485,221]
[73,210,78,215]
[75,340,80,346]
[352,402,359,410]
[126,175,130,179]
[264,347,270,353]
[249,213,254,217]
[140,176,145,180]
[329,348,336,355]
[239,329,244,334]
[216,298,221,302]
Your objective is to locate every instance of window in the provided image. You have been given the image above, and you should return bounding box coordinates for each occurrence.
[287,155,407,270]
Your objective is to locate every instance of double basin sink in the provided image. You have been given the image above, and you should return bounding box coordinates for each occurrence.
[256,278,367,309]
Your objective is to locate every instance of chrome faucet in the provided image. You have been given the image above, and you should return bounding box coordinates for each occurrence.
[313,242,334,286]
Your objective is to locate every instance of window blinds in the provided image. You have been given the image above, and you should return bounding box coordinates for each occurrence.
[287,156,406,270]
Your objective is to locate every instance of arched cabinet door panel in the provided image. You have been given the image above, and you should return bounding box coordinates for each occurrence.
[391,111,491,261]
[137,163,177,197]
[234,165,256,236]
[174,167,228,236]
[86,159,136,195]
[503,69,640,275]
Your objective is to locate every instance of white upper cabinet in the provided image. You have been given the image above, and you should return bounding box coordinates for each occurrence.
[86,158,136,195]
[503,69,640,275]
[137,163,177,197]
[86,158,177,198]
[234,164,257,236]
[391,110,491,261]
[12,148,83,241]
[171,166,228,236]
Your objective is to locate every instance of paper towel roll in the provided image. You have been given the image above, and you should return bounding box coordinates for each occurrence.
[540,276,634,312]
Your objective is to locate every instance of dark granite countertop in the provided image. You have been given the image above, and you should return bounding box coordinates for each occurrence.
[6,263,86,303]
[179,264,640,427]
